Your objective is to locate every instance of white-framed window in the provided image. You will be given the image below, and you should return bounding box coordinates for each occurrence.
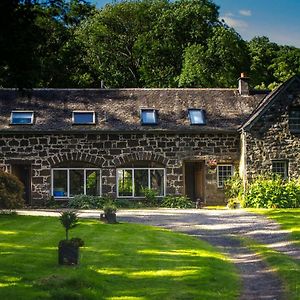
[11,111,34,124]
[117,168,166,198]
[51,168,101,198]
[217,165,233,188]
[188,109,206,125]
[272,160,288,179]
[140,109,158,125]
[72,111,95,124]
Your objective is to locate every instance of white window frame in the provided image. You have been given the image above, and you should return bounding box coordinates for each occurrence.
[217,164,234,188]
[271,160,288,179]
[72,111,96,125]
[116,168,166,198]
[51,168,101,198]
[10,111,34,125]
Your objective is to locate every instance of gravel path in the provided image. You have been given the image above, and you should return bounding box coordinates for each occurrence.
[16,208,299,299]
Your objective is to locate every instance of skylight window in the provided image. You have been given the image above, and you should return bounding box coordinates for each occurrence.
[141,109,158,125]
[188,109,206,125]
[72,111,95,124]
[11,111,34,124]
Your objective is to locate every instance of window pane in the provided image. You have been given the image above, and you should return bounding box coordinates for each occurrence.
[141,110,157,124]
[69,169,84,196]
[150,169,164,196]
[272,161,288,179]
[118,169,133,197]
[86,170,101,195]
[289,109,300,131]
[12,112,33,124]
[53,170,67,197]
[73,112,94,124]
[189,109,206,125]
[134,169,148,196]
[217,165,233,188]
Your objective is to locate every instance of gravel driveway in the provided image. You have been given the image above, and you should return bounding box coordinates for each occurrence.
[17,208,299,300]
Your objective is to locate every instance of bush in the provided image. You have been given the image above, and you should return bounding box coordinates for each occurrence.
[68,195,109,209]
[224,173,243,208]
[0,170,25,209]
[244,176,300,208]
[143,188,161,207]
[161,195,194,209]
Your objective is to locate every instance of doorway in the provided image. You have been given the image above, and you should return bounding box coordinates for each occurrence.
[11,164,32,205]
[184,161,205,202]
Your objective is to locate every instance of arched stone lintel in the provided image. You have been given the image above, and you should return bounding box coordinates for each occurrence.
[47,153,104,167]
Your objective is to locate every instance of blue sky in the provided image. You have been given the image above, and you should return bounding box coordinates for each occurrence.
[93,0,300,47]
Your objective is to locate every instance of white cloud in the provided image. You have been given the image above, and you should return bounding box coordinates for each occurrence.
[239,10,252,17]
[220,16,249,30]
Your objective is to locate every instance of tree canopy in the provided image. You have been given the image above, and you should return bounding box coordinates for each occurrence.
[0,0,299,89]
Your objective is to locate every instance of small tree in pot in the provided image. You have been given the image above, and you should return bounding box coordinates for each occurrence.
[58,211,84,265]
[100,201,117,224]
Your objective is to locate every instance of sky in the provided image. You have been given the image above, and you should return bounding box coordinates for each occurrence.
[93,0,300,48]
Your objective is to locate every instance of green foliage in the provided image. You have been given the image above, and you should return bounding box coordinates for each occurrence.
[224,173,243,208]
[103,201,117,215]
[0,170,25,209]
[59,237,84,248]
[68,194,108,209]
[142,188,160,206]
[161,195,194,208]
[59,211,79,240]
[244,176,300,208]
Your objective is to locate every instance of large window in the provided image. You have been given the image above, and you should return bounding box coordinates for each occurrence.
[117,168,165,198]
[289,108,300,132]
[52,168,101,198]
[217,165,233,188]
[272,160,288,179]
[11,111,34,124]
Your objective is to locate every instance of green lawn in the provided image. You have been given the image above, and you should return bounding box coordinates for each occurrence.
[245,208,300,299]
[247,208,300,246]
[0,215,239,300]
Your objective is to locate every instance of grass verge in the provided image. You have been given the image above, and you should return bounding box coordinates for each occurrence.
[247,208,300,246]
[0,215,240,300]
[241,237,300,300]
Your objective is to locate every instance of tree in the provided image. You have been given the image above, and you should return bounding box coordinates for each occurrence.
[179,26,249,87]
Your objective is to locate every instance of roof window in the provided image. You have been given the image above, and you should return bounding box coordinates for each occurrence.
[188,109,206,125]
[72,111,95,124]
[141,109,158,125]
[11,111,34,125]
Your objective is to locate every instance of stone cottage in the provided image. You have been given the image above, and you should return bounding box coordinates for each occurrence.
[0,74,299,206]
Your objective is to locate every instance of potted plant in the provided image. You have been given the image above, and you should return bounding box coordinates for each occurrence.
[100,201,117,224]
[58,211,84,265]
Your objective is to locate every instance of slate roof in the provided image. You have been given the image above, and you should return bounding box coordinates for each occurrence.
[0,88,267,133]
[241,75,300,131]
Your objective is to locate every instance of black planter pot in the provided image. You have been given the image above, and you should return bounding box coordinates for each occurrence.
[100,212,117,224]
[58,243,79,265]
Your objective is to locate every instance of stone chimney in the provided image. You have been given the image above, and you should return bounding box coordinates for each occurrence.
[238,72,250,96]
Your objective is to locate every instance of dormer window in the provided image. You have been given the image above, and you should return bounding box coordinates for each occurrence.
[188,109,206,125]
[72,111,95,124]
[289,107,300,132]
[141,109,158,125]
[11,111,34,124]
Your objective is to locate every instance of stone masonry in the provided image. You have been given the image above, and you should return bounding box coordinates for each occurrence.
[0,132,239,205]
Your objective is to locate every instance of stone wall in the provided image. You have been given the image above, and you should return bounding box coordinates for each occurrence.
[0,132,240,206]
[245,82,300,181]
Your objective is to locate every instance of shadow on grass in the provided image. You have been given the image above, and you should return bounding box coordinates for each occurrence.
[0,215,239,300]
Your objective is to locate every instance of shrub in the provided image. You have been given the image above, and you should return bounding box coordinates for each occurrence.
[142,188,161,207]
[224,173,243,208]
[68,195,109,209]
[161,195,194,209]
[59,211,79,240]
[0,170,25,209]
[103,201,117,215]
[244,176,300,208]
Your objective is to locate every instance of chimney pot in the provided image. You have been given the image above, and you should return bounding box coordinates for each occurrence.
[238,73,250,96]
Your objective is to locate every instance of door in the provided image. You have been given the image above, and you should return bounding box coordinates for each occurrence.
[11,164,32,205]
[184,161,205,202]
